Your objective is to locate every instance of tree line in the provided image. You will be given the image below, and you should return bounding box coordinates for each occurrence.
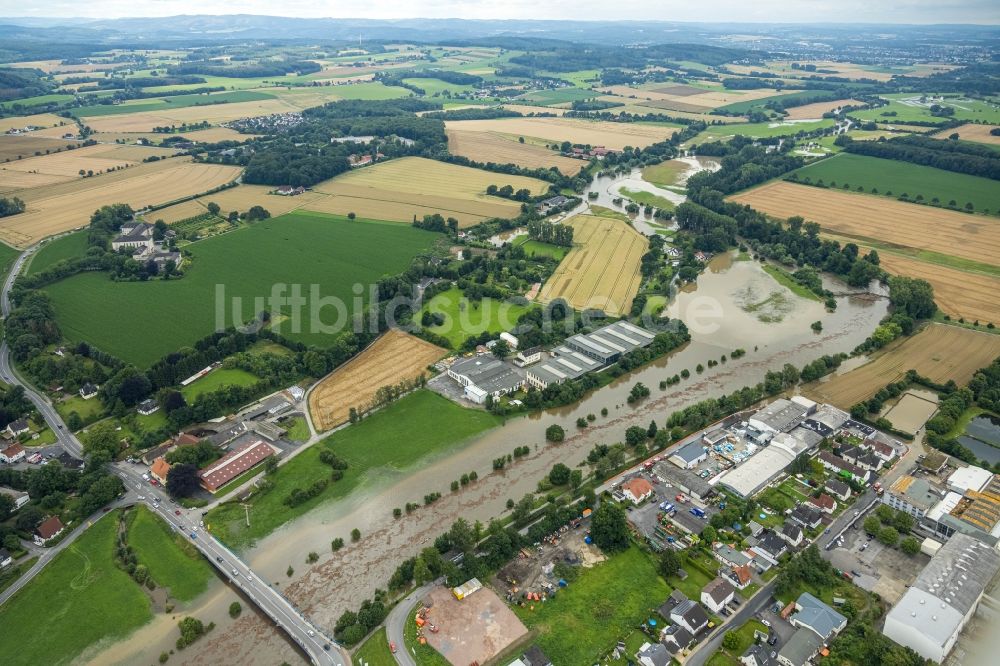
[840,134,1000,180]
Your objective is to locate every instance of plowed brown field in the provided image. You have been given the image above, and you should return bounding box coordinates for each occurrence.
[729,181,1000,266]
[538,214,647,316]
[804,324,1000,408]
[309,329,446,431]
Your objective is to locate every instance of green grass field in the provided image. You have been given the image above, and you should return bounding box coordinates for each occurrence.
[790,153,1000,213]
[283,416,310,441]
[403,77,476,96]
[697,119,835,141]
[127,506,213,602]
[181,367,260,401]
[56,395,106,425]
[619,187,676,210]
[0,93,75,110]
[641,160,687,188]
[517,87,596,105]
[28,231,88,275]
[0,512,152,666]
[514,237,569,260]
[515,547,671,665]
[0,240,20,286]
[322,82,413,101]
[205,390,501,548]
[355,628,398,666]
[71,90,276,117]
[762,264,823,302]
[716,90,833,114]
[419,286,535,348]
[44,213,440,367]
[851,94,1000,125]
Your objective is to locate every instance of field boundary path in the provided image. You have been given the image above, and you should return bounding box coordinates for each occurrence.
[0,246,351,666]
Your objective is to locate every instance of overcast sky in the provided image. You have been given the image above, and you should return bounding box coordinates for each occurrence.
[3,0,998,24]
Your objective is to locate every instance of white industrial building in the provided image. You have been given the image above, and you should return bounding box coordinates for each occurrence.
[717,432,812,498]
[526,321,656,389]
[883,533,1000,662]
[447,355,524,404]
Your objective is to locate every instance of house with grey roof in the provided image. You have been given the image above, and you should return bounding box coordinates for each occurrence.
[749,530,788,567]
[789,592,847,640]
[824,478,851,501]
[636,641,670,666]
[789,504,823,530]
[670,599,710,635]
[713,543,752,568]
[669,440,709,470]
[741,643,775,666]
[776,628,823,666]
[660,624,693,655]
[779,520,804,547]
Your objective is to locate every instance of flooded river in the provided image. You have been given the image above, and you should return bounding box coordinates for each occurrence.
[113,253,890,666]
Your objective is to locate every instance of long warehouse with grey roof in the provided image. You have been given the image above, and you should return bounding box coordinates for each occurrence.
[526,321,656,389]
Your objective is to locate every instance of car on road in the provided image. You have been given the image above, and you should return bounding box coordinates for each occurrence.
[390,642,397,653]
[323,644,330,651]
[216,556,223,563]
[169,498,176,504]
[232,569,239,576]
[767,634,778,646]
[175,510,181,515]
[141,473,150,481]
[308,630,315,637]
[137,495,145,500]
[190,533,197,539]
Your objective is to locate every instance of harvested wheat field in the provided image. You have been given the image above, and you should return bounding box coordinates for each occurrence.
[932,123,1000,146]
[446,129,582,175]
[499,104,568,116]
[785,99,866,120]
[0,135,80,164]
[600,85,794,112]
[804,324,1000,408]
[304,156,547,228]
[443,117,679,150]
[83,99,300,133]
[538,214,648,316]
[729,181,1000,266]
[0,113,69,132]
[309,329,446,431]
[1,143,176,182]
[1,157,240,246]
[154,184,326,223]
[874,252,1000,324]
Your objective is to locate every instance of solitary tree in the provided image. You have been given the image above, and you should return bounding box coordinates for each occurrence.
[590,502,630,552]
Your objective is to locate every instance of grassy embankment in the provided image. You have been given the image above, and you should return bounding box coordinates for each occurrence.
[205,390,501,548]
[127,505,213,602]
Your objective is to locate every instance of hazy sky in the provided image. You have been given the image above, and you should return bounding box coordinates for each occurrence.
[3,0,999,24]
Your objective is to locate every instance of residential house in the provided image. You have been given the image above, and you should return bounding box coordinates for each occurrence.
[724,564,754,590]
[0,442,26,463]
[776,628,823,666]
[658,589,689,620]
[0,486,30,509]
[137,399,159,416]
[79,383,99,400]
[141,439,177,465]
[150,457,171,485]
[714,543,752,568]
[670,599,710,635]
[824,479,851,502]
[740,644,776,666]
[809,493,837,515]
[789,592,847,640]
[856,452,883,472]
[746,521,765,537]
[636,642,670,666]
[749,530,788,567]
[660,624,694,655]
[839,444,863,465]
[790,504,823,530]
[779,520,804,547]
[622,477,654,505]
[34,516,65,544]
[871,439,896,463]
[5,419,29,438]
[0,548,12,568]
[701,576,736,613]
[818,450,871,483]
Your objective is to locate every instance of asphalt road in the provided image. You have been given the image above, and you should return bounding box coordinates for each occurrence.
[0,245,351,666]
[385,582,437,666]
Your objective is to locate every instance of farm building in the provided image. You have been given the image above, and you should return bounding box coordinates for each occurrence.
[883,533,1000,662]
[198,439,274,492]
[447,355,524,404]
[669,440,708,470]
[716,432,813,498]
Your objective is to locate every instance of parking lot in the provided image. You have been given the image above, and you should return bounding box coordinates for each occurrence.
[828,523,927,604]
[619,469,720,545]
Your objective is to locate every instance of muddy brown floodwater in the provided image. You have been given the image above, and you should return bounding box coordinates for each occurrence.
[99,254,888,665]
